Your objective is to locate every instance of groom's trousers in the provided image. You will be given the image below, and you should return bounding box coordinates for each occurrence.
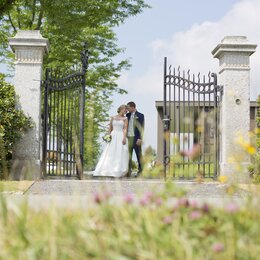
[127,136,143,176]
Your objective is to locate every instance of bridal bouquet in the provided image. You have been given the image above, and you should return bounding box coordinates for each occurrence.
[102,134,112,143]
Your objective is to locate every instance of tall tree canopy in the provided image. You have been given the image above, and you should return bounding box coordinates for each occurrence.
[0,0,149,169]
[0,0,15,17]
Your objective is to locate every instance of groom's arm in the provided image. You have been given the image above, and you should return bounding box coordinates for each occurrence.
[140,114,144,140]
[136,113,144,142]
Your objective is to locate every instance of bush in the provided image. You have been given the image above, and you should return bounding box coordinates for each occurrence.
[0,73,32,179]
[251,153,260,184]
[248,95,260,184]
[256,95,260,150]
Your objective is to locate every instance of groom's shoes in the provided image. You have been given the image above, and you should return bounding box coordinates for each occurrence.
[134,170,142,178]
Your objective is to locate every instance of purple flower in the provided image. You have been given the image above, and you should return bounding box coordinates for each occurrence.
[212,242,225,253]
[93,191,112,204]
[144,191,154,200]
[189,210,202,220]
[139,191,155,206]
[140,196,150,206]
[225,202,239,213]
[189,200,198,209]
[124,193,134,204]
[93,192,103,204]
[201,203,210,213]
[177,197,189,207]
[163,215,173,225]
[155,197,163,206]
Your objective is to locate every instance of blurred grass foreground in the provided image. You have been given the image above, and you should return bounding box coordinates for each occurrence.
[0,182,259,259]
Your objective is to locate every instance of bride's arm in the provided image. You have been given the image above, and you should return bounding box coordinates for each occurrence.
[108,117,113,134]
[122,118,128,144]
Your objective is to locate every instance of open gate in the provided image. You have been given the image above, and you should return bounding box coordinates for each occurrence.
[163,57,222,179]
[42,46,89,179]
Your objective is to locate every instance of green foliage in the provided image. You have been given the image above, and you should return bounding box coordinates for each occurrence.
[256,95,260,150]
[249,96,260,184]
[84,92,102,169]
[0,0,15,17]
[0,183,260,259]
[0,73,32,178]
[250,153,260,184]
[0,0,150,168]
[144,145,156,157]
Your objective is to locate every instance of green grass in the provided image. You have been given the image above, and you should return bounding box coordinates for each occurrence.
[141,154,216,180]
[142,165,215,180]
[0,181,33,193]
[170,163,215,179]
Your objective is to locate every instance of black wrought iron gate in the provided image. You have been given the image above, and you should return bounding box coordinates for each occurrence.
[163,57,222,179]
[42,46,89,179]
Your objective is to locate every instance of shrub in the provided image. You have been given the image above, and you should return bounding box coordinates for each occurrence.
[0,73,32,179]
[248,95,260,184]
[251,153,260,184]
[257,95,260,150]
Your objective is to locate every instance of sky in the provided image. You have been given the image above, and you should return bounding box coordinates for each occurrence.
[110,0,260,152]
[1,0,260,153]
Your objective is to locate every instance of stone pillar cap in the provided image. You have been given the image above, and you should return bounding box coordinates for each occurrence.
[212,36,257,58]
[9,30,49,53]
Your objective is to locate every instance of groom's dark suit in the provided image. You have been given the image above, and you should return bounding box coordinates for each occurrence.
[126,111,144,177]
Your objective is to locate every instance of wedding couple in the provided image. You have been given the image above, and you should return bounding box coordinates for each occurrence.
[93,101,144,178]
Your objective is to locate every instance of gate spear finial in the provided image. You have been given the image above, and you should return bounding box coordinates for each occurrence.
[80,41,89,73]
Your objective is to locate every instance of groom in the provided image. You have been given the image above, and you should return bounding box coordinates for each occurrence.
[126,101,144,178]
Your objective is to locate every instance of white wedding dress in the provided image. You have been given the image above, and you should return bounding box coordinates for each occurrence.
[93,118,129,177]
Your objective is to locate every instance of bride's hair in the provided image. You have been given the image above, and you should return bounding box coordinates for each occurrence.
[117,104,126,113]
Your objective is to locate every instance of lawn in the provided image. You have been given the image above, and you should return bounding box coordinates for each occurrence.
[0,181,34,193]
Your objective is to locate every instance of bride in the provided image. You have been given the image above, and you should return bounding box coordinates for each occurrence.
[93,104,129,177]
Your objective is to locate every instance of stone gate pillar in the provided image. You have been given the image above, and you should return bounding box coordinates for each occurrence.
[9,30,49,180]
[212,36,257,180]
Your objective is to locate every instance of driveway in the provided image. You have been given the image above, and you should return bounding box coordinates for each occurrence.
[2,179,256,210]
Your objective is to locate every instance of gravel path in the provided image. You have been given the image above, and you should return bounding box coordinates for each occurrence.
[26,179,251,198]
[2,179,254,211]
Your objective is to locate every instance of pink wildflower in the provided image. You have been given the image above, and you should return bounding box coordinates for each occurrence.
[124,193,134,204]
[177,197,189,207]
[93,192,103,204]
[140,196,150,206]
[155,197,163,206]
[189,200,198,209]
[201,203,210,213]
[94,191,112,204]
[189,210,202,220]
[212,242,225,253]
[225,202,239,213]
[180,143,201,160]
[163,215,173,225]
[144,191,154,200]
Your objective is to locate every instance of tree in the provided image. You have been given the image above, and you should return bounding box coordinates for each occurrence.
[0,0,149,169]
[0,0,15,17]
[0,73,32,178]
